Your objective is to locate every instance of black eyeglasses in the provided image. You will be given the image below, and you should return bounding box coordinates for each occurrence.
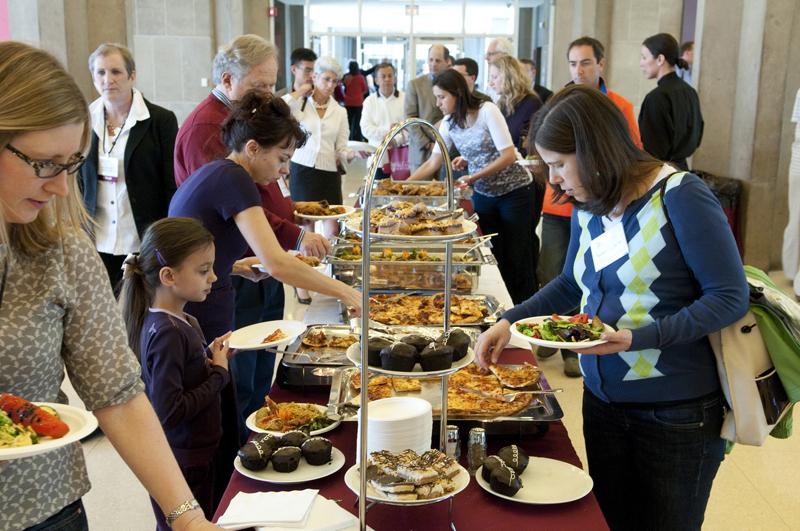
[6,144,85,178]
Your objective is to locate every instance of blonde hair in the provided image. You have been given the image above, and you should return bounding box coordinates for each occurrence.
[0,41,91,255]
[491,56,535,116]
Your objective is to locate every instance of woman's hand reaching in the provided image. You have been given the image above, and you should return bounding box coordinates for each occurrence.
[451,156,468,171]
[232,257,270,282]
[474,320,512,368]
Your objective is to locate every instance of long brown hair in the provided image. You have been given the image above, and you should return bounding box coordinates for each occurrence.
[0,41,91,255]
[221,90,308,153]
[119,218,214,358]
[433,69,483,129]
[530,84,662,216]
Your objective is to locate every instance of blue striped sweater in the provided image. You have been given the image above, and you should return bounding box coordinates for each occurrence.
[504,171,749,403]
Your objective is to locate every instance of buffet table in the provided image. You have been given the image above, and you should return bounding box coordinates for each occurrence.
[213,346,608,530]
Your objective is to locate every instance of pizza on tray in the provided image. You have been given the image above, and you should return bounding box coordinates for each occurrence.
[488,362,540,388]
[368,293,487,326]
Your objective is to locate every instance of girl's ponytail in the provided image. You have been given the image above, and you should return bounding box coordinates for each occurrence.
[119,253,150,358]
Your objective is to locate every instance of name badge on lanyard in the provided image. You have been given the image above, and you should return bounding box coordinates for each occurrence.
[590,222,629,271]
[98,155,119,182]
[278,176,291,198]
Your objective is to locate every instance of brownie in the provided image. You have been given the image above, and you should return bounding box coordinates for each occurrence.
[380,342,418,372]
[271,446,302,473]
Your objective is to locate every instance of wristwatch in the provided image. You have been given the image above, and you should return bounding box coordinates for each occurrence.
[166,498,201,527]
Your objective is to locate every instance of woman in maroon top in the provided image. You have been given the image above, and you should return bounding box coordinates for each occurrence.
[343,61,369,141]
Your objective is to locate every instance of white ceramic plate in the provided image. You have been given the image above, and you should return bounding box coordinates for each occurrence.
[0,403,98,461]
[253,260,326,273]
[295,205,355,221]
[347,141,378,153]
[245,404,341,436]
[345,343,475,377]
[476,457,593,504]
[344,462,470,506]
[228,320,306,350]
[345,218,478,242]
[510,316,613,350]
[234,447,345,484]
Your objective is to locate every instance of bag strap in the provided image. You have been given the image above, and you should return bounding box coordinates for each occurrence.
[658,171,700,289]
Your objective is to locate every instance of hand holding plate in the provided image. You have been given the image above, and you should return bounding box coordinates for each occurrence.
[568,328,632,355]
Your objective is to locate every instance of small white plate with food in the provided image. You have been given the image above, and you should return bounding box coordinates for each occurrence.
[253,252,326,273]
[511,314,613,350]
[295,201,355,220]
[245,401,341,436]
[228,320,306,350]
[476,457,593,504]
[234,447,346,484]
[0,397,98,461]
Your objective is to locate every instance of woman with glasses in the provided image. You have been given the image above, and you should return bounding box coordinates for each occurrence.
[0,41,217,531]
[78,43,178,293]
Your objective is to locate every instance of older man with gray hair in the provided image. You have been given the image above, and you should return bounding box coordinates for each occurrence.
[485,37,515,64]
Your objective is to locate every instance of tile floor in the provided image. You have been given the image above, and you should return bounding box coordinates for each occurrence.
[66,159,800,530]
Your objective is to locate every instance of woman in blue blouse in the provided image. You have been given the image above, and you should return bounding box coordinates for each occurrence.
[476,85,748,531]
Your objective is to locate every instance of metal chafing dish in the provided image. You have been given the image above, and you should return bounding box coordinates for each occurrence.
[327,365,564,434]
[359,179,473,207]
[327,242,495,293]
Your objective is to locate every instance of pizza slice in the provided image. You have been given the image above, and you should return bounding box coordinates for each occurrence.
[390,378,422,393]
[261,328,287,344]
[489,363,541,389]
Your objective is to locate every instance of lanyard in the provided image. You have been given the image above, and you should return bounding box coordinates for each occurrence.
[102,108,129,156]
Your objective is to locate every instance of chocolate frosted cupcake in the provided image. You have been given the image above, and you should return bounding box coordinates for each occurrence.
[419,345,454,371]
[301,436,333,465]
[481,455,505,483]
[280,430,308,448]
[367,337,393,367]
[490,463,523,497]
[400,334,434,354]
[497,444,529,474]
[271,446,302,473]
[438,329,471,361]
[380,342,418,372]
[238,433,280,471]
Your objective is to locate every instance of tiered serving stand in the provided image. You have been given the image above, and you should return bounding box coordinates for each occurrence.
[354,118,471,530]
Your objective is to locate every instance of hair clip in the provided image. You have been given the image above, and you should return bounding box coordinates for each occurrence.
[154,249,167,266]
[251,107,258,115]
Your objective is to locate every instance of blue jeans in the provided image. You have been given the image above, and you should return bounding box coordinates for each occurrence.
[25,500,88,531]
[472,184,537,304]
[230,276,283,442]
[583,389,726,531]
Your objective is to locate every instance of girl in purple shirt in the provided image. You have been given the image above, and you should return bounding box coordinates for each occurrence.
[120,217,233,529]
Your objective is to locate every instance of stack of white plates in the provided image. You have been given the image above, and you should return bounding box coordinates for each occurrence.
[356,397,432,462]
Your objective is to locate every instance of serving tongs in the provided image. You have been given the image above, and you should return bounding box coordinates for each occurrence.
[460,386,564,403]
[458,233,497,260]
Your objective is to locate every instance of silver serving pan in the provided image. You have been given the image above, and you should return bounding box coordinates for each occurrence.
[327,365,564,429]
[328,243,495,293]
[360,180,473,207]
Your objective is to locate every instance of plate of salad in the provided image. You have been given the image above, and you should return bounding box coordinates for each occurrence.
[511,314,613,349]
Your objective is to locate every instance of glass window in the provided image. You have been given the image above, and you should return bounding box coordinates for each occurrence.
[361,0,411,34]
[413,0,463,35]
[464,1,515,35]
[309,1,359,33]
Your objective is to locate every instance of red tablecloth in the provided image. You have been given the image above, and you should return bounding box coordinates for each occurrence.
[213,349,608,530]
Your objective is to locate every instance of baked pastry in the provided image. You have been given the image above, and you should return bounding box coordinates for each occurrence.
[400,334,434,354]
[271,446,302,473]
[419,345,454,371]
[301,436,333,465]
[367,337,393,367]
[438,329,470,361]
[497,444,529,474]
[380,342,418,372]
[237,433,280,471]
[280,430,308,448]
[490,463,523,496]
[481,455,505,483]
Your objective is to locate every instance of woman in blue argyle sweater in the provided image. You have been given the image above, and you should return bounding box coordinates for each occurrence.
[476,84,748,531]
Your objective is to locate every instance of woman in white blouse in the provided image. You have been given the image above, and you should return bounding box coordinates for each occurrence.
[282,56,355,237]
[78,43,178,293]
[360,62,406,180]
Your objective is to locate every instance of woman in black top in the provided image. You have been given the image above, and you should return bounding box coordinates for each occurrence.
[638,33,703,170]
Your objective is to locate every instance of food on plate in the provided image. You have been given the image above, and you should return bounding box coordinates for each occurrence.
[366,337,394,366]
[490,463,523,497]
[481,455,505,483]
[295,200,346,216]
[352,203,466,237]
[437,328,471,361]
[271,446,302,473]
[301,330,328,348]
[0,410,38,448]
[261,328,287,344]
[254,399,331,433]
[0,393,69,440]
[348,371,421,395]
[497,444,529,475]
[380,342,418,372]
[295,254,322,267]
[374,179,447,197]
[399,334,434,354]
[301,436,333,466]
[334,246,477,263]
[390,378,422,393]
[447,367,533,417]
[327,334,358,349]
[238,433,280,471]
[488,363,540,389]
[368,293,488,326]
[419,345,454,371]
[516,313,606,343]
[279,430,308,448]
[366,449,460,500]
